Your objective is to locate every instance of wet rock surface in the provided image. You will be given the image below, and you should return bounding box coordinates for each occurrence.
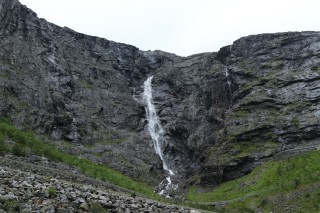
[1,0,320,190]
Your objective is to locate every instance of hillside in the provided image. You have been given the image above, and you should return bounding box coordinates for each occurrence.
[1,0,320,212]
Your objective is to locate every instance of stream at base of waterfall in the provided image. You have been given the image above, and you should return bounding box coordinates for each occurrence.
[142,76,178,197]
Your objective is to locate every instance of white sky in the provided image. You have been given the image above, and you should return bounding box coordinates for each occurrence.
[19,0,320,56]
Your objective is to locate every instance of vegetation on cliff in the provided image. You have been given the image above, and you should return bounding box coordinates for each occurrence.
[187,149,320,212]
[0,118,157,198]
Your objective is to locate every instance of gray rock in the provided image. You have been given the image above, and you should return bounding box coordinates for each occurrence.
[0,0,320,192]
[42,205,55,213]
[77,197,86,203]
[79,202,89,211]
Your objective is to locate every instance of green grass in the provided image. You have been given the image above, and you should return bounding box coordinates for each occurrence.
[0,197,21,212]
[0,118,157,198]
[97,134,126,145]
[88,202,110,213]
[187,150,320,211]
[188,150,320,202]
[48,186,57,198]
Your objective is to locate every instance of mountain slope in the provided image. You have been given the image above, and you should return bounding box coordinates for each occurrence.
[1,0,320,195]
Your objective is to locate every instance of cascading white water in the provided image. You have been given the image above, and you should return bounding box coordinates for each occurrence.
[142,76,176,195]
[225,68,231,86]
[225,67,233,97]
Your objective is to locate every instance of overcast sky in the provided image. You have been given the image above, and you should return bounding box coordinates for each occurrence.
[19,0,320,56]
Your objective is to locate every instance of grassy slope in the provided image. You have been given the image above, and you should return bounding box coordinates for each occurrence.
[187,150,320,212]
[2,117,320,212]
[0,118,220,212]
[0,118,157,198]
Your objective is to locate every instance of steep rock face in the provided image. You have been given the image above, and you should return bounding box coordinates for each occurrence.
[1,0,320,189]
[0,0,178,184]
[200,32,320,185]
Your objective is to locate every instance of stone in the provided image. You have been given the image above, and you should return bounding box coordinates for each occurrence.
[50,178,58,183]
[99,195,107,200]
[42,205,55,213]
[56,208,70,213]
[22,181,32,187]
[34,183,42,190]
[79,202,89,211]
[77,197,86,203]
[0,169,5,175]
[42,199,54,205]
[59,194,68,202]
[67,192,77,200]
[130,203,139,208]
[91,193,99,199]
[0,0,320,199]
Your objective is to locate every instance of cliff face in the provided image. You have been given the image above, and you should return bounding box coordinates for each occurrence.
[0,0,172,183]
[1,0,320,189]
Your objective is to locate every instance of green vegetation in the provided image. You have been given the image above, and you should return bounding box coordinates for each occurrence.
[282,101,312,114]
[0,118,157,198]
[311,66,319,72]
[229,110,250,118]
[97,133,126,145]
[48,187,57,198]
[130,192,137,198]
[0,197,21,212]
[0,132,9,155]
[12,143,28,157]
[3,116,320,212]
[88,202,110,213]
[187,150,320,212]
[83,133,126,150]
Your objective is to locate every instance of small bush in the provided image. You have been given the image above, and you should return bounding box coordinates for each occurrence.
[130,192,137,198]
[89,202,109,213]
[12,143,27,156]
[48,187,57,198]
[293,178,300,189]
[2,199,21,212]
[258,199,268,207]
[305,193,311,198]
[311,66,318,71]
[0,117,11,124]
[0,133,9,155]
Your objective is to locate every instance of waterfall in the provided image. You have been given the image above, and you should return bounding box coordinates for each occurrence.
[142,76,176,196]
[225,67,233,99]
[225,68,232,86]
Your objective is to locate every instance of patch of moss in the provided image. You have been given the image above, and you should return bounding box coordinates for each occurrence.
[282,102,312,114]
[292,116,301,128]
[97,134,126,145]
[311,66,318,72]
[230,110,250,118]
[241,78,263,91]
[78,80,94,89]
[84,143,95,149]
[217,140,278,164]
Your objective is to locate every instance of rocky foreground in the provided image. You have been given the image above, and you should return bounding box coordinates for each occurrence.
[0,155,202,213]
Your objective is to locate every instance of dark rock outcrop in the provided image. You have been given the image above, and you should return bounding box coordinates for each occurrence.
[1,0,320,190]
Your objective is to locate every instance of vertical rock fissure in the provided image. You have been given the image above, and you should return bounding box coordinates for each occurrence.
[142,76,177,196]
